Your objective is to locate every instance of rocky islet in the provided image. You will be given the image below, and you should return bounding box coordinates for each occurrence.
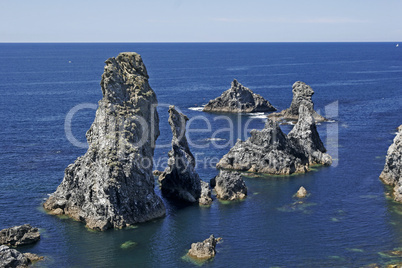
[43,52,166,231]
[203,79,276,113]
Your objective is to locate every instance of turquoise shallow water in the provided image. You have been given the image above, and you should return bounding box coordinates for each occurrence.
[0,43,402,267]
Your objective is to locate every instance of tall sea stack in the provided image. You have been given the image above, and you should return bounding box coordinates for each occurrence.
[159,106,202,203]
[269,81,326,122]
[44,52,166,230]
[380,125,402,201]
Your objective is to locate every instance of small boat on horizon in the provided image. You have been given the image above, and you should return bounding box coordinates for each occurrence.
[397,44,399,47]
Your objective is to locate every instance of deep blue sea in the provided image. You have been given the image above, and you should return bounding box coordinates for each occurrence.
[0,43,401,267]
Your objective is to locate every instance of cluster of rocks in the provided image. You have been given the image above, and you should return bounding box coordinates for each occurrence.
[43,52,165,231]
[380,125,402,202]
[159,106,247,205]
[269,81,327,122]
[187,235,222,260]
[0,225,43,267]
[203,79,276,113]
[217,102,332,175]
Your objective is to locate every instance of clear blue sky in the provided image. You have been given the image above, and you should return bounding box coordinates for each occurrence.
[1,0,401,42]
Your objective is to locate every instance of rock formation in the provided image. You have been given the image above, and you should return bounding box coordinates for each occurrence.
[159,106,201,203]
[188,235,221,260]
[295,186,308,198]
[203,79,276,113]
[199,181,213,206]
[380,125,402,202]
[217,103,331,175]
[287,104,332,166]
[0,245,30,268]
[43,52,166,230]
[0,225,40,247]
[269,81,326,122]
[213,170,247,201]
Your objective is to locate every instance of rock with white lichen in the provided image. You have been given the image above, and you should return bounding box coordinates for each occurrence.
[43,52,165,231]
[203,79,276,113]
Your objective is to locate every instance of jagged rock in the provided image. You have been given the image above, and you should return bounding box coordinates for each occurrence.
[43,52,165,230]
[203,79,276,113]
[217,118,309,175]
[287,104,332,166]
[0,225,40,247]
[295,186,308,198]
[380,125,402,202]
[159,106,201,203]
[217,103,331,175]
[0,245,30,268]
[269,81,326,122]
[188,235,221,260]
[214,171,247,201]
[199,181,213,206]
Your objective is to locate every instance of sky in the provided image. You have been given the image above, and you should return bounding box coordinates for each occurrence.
[0,0,401,42]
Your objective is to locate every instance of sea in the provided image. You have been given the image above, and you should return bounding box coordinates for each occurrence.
[0,43,401,267]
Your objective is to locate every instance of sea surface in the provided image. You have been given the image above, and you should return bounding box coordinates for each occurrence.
[0,43,401,267]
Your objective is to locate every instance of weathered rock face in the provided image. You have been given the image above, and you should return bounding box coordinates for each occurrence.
[44,52,166,230]
[269,81,326,122]
[199,181,213,206]
[217,119,309,175]
[159,106,201,203]
[217,104,331,175]
[203,79,276,113]
[295,186,308,198]
[214,171,247,201]
[188,235,221,260]
[287,104,332,166]
[0,245,30,268]
[380,125,402,202]
[0,225,40,247]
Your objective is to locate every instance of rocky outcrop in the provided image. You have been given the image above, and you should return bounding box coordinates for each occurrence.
[269,81,326,122]
[380,125,402,202]
[0,245,30,268]
[43,52,165,230]
[295,186,308,198]
[217,103,331,175]
[159,106,201,203]
[188,235,221,260]
[203,79,276,113]
[0,225,40,247]
[199,181,213,206]
[213,171,247,201]
[287,104,332,166]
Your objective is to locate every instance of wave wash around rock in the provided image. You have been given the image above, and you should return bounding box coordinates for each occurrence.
[44,52,166,231]
[217,103,332,175]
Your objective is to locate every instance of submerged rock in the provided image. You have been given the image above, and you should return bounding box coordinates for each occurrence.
[44,52,165,230]
[0,245,30,268]
[159,106,201,203]
[0,225,40,247]
[295,186,308,198]
[203,79,276,113]
[23,253,44,263]
[269,81,326,122]
[199,181,213,206]
[217,103,331,175]
[188,235,221,260]
[214,170,247,201]
[380,125,402,202]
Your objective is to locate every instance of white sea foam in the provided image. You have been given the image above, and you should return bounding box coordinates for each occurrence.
[188,107,204,111]
[205,138,226,141]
